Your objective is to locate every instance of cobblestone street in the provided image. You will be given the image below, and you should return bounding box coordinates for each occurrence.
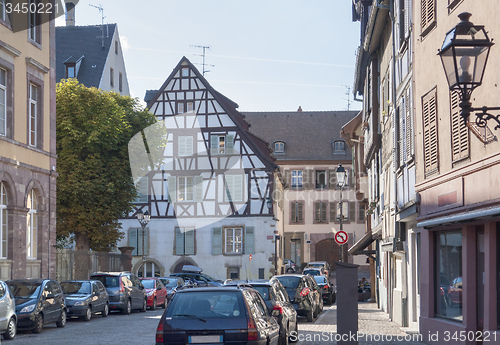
[296,302,426,345]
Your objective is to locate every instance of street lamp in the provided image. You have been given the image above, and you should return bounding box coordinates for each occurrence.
[336,164,347,262]
[136,209,150,272]
[438,12,498,128]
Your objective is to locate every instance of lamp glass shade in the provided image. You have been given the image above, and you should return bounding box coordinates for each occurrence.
[136,210,144,221]
[335,165,347,187]
[144,210,151,223]
[266,198,272,209]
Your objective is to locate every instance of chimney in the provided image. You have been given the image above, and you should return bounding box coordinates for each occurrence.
[65,0,76,26]
[297,106,302,112]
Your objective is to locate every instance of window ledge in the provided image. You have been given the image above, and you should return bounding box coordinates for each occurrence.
[28,38,42,50]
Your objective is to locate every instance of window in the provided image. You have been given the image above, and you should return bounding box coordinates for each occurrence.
[181,67,189,77]
[110,68,114,87]
[333,141,345,153]
[178,136,193,156]
[224,174,243,202]
[450,90,469,162]
[225,227,242,254]
[315,170,327,189]
[210,134,234,155]
[66,66,75,78]
[216,226,254,255]
[187,102,193,112]
[177,102,194,114]
[435,230,462,322]
[27,189,37,259]
[178,102,184,114]
[128,228,149,256]
[358,204,366,222]
[0,182,7,258]
[228,267,239,280]
[274,141,285,153]
[398,0,412,46]
[115,40,118,54]
[137,261,161,278]
[0,68,5,136]
[29,84,37,147]
[422,88,439,174]
[175,227,195,255]
[421,0,436,37]
[119,72,123,92]
[29,0,40,43]
[178,176,194,202]
[314,202,328,223]
[290,201,304,224]
[291,170,303,188]
[167,176,203,203]
[330,201,352,223]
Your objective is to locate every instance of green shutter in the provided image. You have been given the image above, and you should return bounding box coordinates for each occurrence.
[129,228,138,256]
[167,177,177,203]
[135,177,149,203]
[185,228,195,255]
[175,228,184,255]
[178,136,186,156]
[349,202,356,222]
[226,134,234,153]
[212,227,222,255]
[244,226,255,254]
[194,176,203,202]
[210,135,218,155]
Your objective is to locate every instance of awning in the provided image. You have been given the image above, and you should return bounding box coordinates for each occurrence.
[417,205,500,229]
[348,229,381,259]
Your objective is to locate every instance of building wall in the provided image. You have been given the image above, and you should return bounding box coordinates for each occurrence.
[0,12,57,279]
[99,26,130,96]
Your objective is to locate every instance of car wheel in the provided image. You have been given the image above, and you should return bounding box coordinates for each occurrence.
[327,294,333,305]
[3,316,16,340]
[162,298,167,309]
[32,314,43,334]
[313,305,318,319]
[56,309,66,328]
[286,268,293,273]
[102,303,109,317]
[83,306,92,321]
[140,298,147,312]
[151,298,157,310]
[122,299,131,315]
[279,326,289,345]
[306,310,313,322]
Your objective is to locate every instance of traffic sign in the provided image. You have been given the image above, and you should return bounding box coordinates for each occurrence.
[334,231,348,245]
[249,254,252,261]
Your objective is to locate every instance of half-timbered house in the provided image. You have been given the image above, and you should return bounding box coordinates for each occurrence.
[117,57,278,281]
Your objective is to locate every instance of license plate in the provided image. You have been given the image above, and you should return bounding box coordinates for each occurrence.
[188,335,223,343]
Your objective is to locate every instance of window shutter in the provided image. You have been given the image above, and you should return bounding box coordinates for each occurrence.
[328,170,337,189]
[226,134,234,153]
[302,169,312,189]
[406,86,414,161]
[450,90,469,162]
[244,226,255,254]
[393,107,399,170]
[175,228,184,255]
[330,202,336,223]
[184,228,195,255]
[167,177,177,203]
[421,0,435,33]
[129,228,138,256]
[210,135,218,155]
[283,170,291,188]
[212,227,222,255]
[321,202,327,223]
[194,176,203,202]
[140,228,149,255]
[185,136,193,156]
[349,202,356,222]
[359,205,366,222]
[225,175,243,202]
[178,136,186,156]
[135,176,149,203]
[297,202,303,222]
[404,0,411,39]
[399,98,406,167]
[290,202,297,223]
[314,202,321,222]
[423,89,439,173]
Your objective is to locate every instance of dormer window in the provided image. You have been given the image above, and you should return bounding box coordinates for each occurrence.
[274,141,285,153]
[66,66,75,78]
[333,140,345,153]
[182,67,189,77]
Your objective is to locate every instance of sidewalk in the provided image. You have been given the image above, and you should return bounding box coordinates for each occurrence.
[296,302,426,345]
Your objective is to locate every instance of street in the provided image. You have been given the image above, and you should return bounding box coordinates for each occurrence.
[11,302,427,345]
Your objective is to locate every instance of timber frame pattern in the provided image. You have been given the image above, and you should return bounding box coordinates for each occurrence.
[130,57,277,220]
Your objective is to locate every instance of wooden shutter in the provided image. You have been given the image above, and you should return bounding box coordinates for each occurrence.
[194,176,203,202]
[421,0,435,34]
[359,204,366,222]
[167,176,176,203]
[314,202,321,222]
[291,202,297,223]
[328,170,337,189]
[404,0,411,39]
[184,228,195,255]
[283,169,291,188]
[212,228,222,255]
[393,106,399,170]
[321,202,327,223]
[330,202,336,223]
[210,135,218,155]
[135,176,149,203]
[175,228,184,255]
[129,228,138,256]
[226,134,234,153]
[450,90,469,162]
[349,202,356,222]
[422,89,439,173]
[244,227,255,254]
[225,175,243,202]
[399,98,406,166]
[406,86,414,161]
[303,169,313,189]
[297,202,303,222]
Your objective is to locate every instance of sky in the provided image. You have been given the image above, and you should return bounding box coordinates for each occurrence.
[56,0,362,112]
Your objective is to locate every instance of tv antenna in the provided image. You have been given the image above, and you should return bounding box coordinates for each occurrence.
[191,45,214,76]
[90,4,106,47]
[342,85,353,111]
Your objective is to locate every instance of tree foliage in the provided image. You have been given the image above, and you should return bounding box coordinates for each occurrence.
[56,79,157,251]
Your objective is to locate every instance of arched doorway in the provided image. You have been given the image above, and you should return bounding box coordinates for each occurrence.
[315,238,340,271]
[172,258,197,273]
[133,259,165,277]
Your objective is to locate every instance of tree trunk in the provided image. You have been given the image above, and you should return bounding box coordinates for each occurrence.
[74,232,91,280]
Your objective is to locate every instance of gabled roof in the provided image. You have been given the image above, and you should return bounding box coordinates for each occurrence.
[244,111,358,162]
[56,24,116,87]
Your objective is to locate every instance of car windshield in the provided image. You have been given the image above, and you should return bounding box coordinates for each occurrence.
[276,276,301,289]
[309,263,324,268]
[304,269,321,276]
[167,291,245,319]
[161,278,178,287]
[91,275,119,288]
[314,276,327,284]
[141,280,156,289]
[60,282,91,294]
[251,286,271,300]
[8,281,42,298]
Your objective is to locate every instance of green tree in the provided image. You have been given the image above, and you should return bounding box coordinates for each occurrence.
[56,79,158,252]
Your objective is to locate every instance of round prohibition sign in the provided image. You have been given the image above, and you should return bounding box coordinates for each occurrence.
[335,230,348,245]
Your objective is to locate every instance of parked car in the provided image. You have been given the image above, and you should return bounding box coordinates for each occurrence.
[170,267,223,287]
[306,261,331,276]
[448,276,463,306]
[7,279,66,333]
[302,266,325,276]
[60,280,109,321]
[304,275,323,314]
[0,280,16,340]
[140,278,168,310]
[155,286,279,345]
[283,259,297,273]
[274,274,320,322]
[314,275,336,305]
[224,279,298,345]
[158,276,184,302]
[89,272,147,314]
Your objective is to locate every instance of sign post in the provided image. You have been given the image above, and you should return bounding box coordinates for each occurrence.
[249,254,252,280]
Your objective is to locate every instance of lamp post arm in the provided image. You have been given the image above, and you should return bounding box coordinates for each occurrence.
[469,106,500,130]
